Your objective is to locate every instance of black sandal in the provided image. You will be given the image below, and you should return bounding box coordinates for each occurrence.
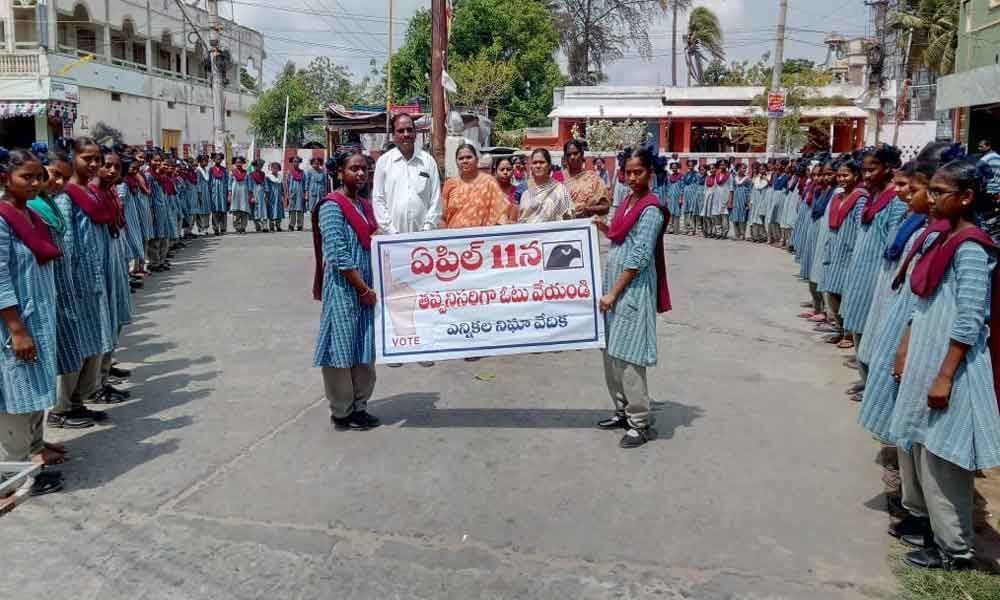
[30,471,64,496]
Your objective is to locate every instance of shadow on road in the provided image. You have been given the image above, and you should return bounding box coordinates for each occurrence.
[371,393,703,439]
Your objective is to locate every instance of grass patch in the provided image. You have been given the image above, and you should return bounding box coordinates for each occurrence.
[891,547,1000,600]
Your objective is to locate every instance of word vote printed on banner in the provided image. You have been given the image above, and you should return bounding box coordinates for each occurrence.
[372,220,606,363]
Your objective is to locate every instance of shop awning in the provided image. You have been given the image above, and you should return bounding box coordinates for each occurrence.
[0,101,46,119]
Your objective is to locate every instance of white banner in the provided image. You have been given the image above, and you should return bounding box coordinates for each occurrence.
[372,220,606,363]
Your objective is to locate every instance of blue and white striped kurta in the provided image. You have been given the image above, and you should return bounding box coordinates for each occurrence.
[149,181,172,240]
[791,194,812,256]
[137,183,154,242]
[888,241,1000,470]
[857,228,925,441]
[313,201,375,368]
[748,183,768,224]
[769,189,785,225]
[229,178,251,214]
[249,177,269,220]
[681,175,700,215]
[107,224,133,332]
[286,172,306,212]
[165,189,180,240]
[174,179,190,219]
[781,188,800,228]
[809,193,837,286]
[730,178,752,223]
[46,199,84,375]
[209,171,229,212]
[840,198,907,333]
[118,183,146,261]
[798,211,822,279]
[0,219,57,414]
[819,197,866,295]
[267,177,285,220]
[304,169,328,211]
[194,172,211,215]
[755,187,774,225]
[604,206,664,367]
[55,193,116,361]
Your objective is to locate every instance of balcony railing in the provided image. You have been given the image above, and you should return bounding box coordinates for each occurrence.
[0,52,41,77]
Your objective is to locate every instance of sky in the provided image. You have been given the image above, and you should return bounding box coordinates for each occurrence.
[225,0,873,88]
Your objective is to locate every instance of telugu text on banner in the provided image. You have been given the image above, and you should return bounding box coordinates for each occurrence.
[372,220,606,363]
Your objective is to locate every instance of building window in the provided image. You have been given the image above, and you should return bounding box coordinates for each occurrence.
[167,101,176,109]
[200,106,207,114]
[226,110,232,117]
[111,92,122,102]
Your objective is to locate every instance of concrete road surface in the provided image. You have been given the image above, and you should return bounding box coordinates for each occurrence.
[0,231,896,599]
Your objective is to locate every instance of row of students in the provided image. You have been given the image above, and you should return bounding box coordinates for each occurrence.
[0,137,182,502]
[791,141,1000,571]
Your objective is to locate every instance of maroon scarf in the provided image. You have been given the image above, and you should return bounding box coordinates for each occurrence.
[311,191,378,301]
[668,172,682,183]
[185,171,198,184]
[231,168,247,182]
[153,172,176,195]
[900,221,1000,411]
[0,201,61,265]
[290,168,304,182]
[250,170,266,185]
[803,180,816,206]
[608,192,672,313]
[828,187,868,231]
[210,165,227,179]
[89,183,126,236]
[127,174,150,196]
[861,184,897,224]
[715,171,730,186]
[65,182,114,225]
[705,175,716,188]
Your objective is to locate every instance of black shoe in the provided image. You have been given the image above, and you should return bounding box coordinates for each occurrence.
[889,514,930,540]
[47,412,94,429]
[65,407,108,422]
[332,412,371,431]
[904,548,947,569]
[597,412,628,430]
[29,471,64,496]
[109,366,131,379]
[352,411,381,429]
[102,384,131,399]
[619,427,653,448]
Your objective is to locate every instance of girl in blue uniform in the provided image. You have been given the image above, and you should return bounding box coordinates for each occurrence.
[286,156,307,231]
[748,163,769,242]
[819,159,868,347]
[0,148,64,497]
[662,161,683,234]
[305,156,328,215]
[266,161,285,231]
[119,160,148,269]
[249,158,269,233]
[313,151,380,432]
[593,146,670,449]
[148,155,174,271]
[840,146,906,394]
[194,154,212,235]
[229,157,251,234]
[887,160,1000,570]
[209,153,229,235]
[680,160,700,235]
[730,163,751,240]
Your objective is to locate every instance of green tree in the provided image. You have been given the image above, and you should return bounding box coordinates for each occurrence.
[239,67,258,93]
[668,0,694,87]
[685,6,725,85]
[449,50,517,111]
[298,57,359,107]
[702,60,730,85]
[891,0,960,77]
[552,0,668,85]
[390,0,565,130]
[249,68,314,146]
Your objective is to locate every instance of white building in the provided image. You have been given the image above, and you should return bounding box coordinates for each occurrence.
[0,0,263,154]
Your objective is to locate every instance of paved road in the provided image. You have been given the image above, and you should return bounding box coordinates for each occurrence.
[1,231,896,599]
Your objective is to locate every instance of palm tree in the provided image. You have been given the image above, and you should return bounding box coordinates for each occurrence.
[668,0,694,87]
[685,6,724,85]
[891,0,960,77]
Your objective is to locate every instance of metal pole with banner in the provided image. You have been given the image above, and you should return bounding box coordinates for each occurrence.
[371,220,606,363]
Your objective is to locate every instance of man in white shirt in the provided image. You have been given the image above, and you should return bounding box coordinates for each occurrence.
[372,113,442,234]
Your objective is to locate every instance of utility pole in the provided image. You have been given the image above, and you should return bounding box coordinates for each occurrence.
[866,0,889,146]
[386,0,394,135]
[765,0,788,157]
[430,0,446,173]
[207,0,227,156]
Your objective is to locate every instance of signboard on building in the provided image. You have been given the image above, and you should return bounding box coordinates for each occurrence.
[767,89,786,117]
[50,82,79,103]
